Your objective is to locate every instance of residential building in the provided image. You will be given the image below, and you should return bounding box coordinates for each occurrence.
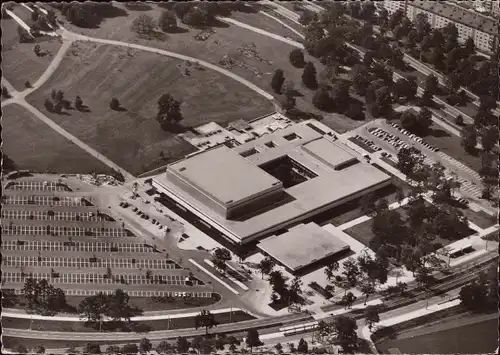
[383,0,499,53]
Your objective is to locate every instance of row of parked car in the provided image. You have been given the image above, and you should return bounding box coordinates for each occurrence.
[368,127,411,151]
[388,122,440,152]
[353,134,382,151]
[119,201,170,231]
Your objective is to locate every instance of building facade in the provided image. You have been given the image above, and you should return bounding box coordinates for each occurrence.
[383,0,498,53]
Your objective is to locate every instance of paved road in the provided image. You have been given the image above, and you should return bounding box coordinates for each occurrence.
[2,312,311,341]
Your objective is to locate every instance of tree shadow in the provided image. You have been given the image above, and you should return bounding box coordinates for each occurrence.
[202,18,230,29]
[162,26,189,34]
[426,127,450,138]
[77,105,92,113]
[112,106,127,112]
[138,30,168,41]
[57,111,71,116]
[160,122,191,133]
[288,89,304,97]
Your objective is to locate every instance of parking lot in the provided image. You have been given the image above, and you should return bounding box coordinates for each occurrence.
[6,287,211,298]
[3,255,180,270]
[2,195,87,207]
[2,210,106,222]
[2,272,190,286]
[2,240,157,253]
[4,225,131,237]
[4,181,71,192]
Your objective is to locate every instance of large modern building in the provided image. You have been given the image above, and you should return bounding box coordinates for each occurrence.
[153,121,391,250]
[383,0,499,53]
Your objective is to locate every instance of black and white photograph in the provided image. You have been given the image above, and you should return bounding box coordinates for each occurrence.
[1,1,499,354]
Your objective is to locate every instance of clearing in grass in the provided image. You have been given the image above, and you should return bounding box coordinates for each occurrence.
[27,42,274,175]
[2,103,115,175]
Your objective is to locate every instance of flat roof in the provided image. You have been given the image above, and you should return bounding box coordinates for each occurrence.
[154,121,391,243]
[258,223,350,272]
[302,139,358,169]
[167,146,281,206]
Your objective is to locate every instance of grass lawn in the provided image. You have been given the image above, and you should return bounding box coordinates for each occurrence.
[1,17,63,91]
[423,124,483,172]
[376,316,498,354]
[461,208,496,229]
[51,2,374,133]
[229,11,303,42]
[1,103,115,175]
[27,42,273,175]
[2,310,254,332]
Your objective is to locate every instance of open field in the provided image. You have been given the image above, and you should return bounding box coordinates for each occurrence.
[1,16,63,90]
[2,103,115,175]
[376,314,498,354]
[50,2,372,133]
[27,42,273,175]
[229,11,303,42]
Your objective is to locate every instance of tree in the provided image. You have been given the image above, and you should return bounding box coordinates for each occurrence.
[195,309,217,335]
[109,97,120,110]
[33,345,46,354]
[342,258,361,287]
[478,95,496,112]
[302,62,318,89]
[246,328,263,353]
[106,345,120,354]
[85,343,101,354]
[173,2,193,19]
[139,338,152,353]
[289,49,306,68]
[396,146,425,177]
[105,289,142,323]
[258,257,275,279]
[25,80,31,88]
[271,69,285,93]
[463,37,475,57]
[121,344,138,354]
[351,64,371,96]
[461,125,477,154]
[34,44,41,56]
[274,342,283,354]
[159,9,177,32]
[281,90,296,112]
[176,337,190,353]
[360,193,377,216]
[331,80,351,111]
[131,14,156,34]
[324,261,339,281]
[417,107,433,134]
[44,98,54,112]
[481,126,499,152]
[312,86,331,110]
[157,93,183,128]
[2,85,11,99]
[183,7,210,27]
[364,305,380,331]
[333,316,358,352]
[297,338,308,353]
[2,289,18,307]
[212,247,231,274]
[455,114,464,125]
[424,74,439,96]
[74,96,83,110]
[459,281,488,311]
[15,345,28,354]
[78,293,107,330]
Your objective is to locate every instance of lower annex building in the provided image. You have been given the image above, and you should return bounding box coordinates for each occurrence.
[153,120,391,273]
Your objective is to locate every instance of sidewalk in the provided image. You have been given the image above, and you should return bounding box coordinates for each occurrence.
[1,307,241,322]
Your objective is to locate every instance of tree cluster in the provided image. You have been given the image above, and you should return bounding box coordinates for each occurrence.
[78,289,143,329]
[459,265,498,312]
[156,93,183,130]
[55,2,123,28]
[22,278,69,315]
